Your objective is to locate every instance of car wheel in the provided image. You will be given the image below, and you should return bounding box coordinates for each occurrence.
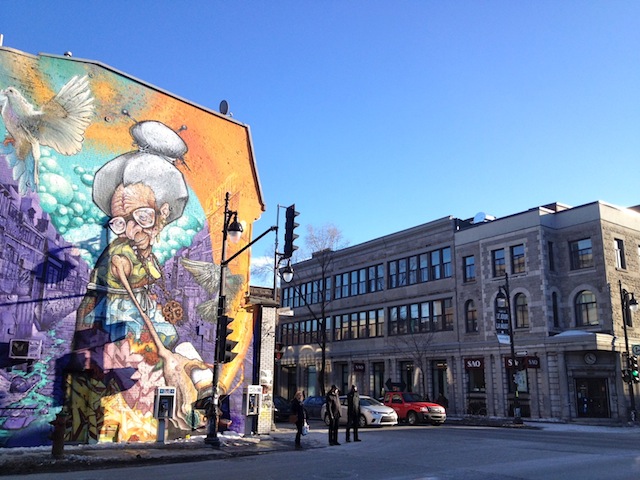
[358,414,367,428]
[324,413,331,426]
[407,411,418,426]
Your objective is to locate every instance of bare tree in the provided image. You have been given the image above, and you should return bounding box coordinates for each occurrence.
[387,331,434,399]
[289,223,347,396]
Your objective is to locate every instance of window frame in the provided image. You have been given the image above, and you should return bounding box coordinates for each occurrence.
[492,248,506,277]
[575,290,599,326]
[570,238,594,270]
[511,244,525,274]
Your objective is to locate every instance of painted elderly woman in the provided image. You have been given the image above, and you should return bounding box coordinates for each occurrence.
[68,121,207,441]
[76,121,189,346]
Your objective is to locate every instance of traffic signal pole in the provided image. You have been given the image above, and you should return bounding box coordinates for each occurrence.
[619,280,637,422]
[205,193,280,447]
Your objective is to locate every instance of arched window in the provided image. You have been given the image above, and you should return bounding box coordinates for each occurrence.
[465,300,478,333]
[576,290,598,326]
[515,293,529,328]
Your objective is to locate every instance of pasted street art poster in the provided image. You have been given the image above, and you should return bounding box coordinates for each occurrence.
[0,47,263,447]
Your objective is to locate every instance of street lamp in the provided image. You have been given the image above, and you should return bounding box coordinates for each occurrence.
[205,192,243,447]
[279,260,294,283]
[496,274,523,425]
[619,280,638,421]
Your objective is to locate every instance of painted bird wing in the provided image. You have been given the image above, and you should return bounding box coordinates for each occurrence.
[180,257,220,295]
[30,75,94,155]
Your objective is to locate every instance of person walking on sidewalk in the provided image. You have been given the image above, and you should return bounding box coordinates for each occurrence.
[291,391,307,450]
[326,385,341,445]
[346,385,361,442]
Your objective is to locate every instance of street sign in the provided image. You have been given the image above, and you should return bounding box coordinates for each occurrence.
[632,344,640,356]
[495,305,510,345]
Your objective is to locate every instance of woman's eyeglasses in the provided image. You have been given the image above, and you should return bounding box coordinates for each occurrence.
[108,207,156,234]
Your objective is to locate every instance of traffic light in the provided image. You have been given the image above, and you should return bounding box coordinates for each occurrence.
[216,315,238,364]
[622,368,631,384]
[274,342,285,361]
[629,355,640,383]
[283,204,299,259]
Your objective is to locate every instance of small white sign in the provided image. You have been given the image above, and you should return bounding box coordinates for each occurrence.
[497,334,511,345]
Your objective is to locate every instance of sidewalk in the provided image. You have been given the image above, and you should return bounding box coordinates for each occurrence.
[0,426,316,476]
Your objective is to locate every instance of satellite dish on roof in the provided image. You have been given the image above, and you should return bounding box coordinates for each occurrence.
[473,212,495,224]
[219,100,229,115]
[473,212,487,223]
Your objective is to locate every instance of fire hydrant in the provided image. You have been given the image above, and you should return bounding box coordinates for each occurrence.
[49,412,67,458]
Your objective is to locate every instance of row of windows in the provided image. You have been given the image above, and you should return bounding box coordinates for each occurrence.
[334,264,384,299]
[281,278,330,308]
[280,288,606,347]
[466,237,599,284]
[463,289,600,334]
[388,247,452,289]
[281,247,452,308]
[388,299,454,335]
[282,238,616,332]
[463,244,525,283]
[334,309,385,341]
[279,309,385,345]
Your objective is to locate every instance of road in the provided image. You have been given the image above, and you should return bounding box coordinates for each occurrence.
[12,421,640,480]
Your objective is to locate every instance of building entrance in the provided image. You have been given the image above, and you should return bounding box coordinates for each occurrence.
[575,378,610,418]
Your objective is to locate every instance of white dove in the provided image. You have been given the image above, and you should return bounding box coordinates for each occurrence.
[0,75,94,191]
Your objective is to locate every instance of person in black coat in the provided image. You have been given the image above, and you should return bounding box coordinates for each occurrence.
[346,385,361,442]
[325,385,341,445]
[291,391,307,449]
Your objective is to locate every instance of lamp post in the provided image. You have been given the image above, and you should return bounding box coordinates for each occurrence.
[619,280,638,422]
[496,274,523,425]
[205,192,243,447]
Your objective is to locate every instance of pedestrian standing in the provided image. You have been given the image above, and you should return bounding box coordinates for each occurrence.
[291,391,307,450]
[346,385,361,442]
[326,385,341,445]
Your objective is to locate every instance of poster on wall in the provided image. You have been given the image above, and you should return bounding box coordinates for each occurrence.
[0,47,262,447]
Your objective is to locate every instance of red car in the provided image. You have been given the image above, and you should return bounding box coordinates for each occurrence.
[383,392,446,425]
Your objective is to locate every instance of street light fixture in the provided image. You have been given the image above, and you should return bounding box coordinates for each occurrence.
[279,260,294,283]
[619,280,638,422]
[205,192,243,447]
[497,274,523,425]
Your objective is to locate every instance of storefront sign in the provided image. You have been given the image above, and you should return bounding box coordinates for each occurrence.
[464,358,484,369]
[525,356,540,369]
[504,356,540,369]
[353,363,365,372]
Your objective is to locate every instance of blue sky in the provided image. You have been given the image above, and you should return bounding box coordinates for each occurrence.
[2,1,639,280]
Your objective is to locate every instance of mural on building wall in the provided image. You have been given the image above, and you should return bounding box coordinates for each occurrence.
[0,48,261,447]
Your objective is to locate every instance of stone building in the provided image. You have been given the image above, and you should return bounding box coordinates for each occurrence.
[276,201,640,423]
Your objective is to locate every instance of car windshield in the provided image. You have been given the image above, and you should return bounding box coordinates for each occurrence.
[360,397,382,406]
[403,392,423,402]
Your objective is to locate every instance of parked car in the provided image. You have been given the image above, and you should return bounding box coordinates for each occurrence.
[302,395,325,419]
[273,395,293,422]
[383,391,446,425]
[320,395,398,427]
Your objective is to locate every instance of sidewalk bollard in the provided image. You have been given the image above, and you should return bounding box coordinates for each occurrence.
[49,412,67,459]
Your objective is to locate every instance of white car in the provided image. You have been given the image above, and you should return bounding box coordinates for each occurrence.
[321,395,398,427]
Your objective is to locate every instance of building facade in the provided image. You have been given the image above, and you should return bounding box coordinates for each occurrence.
[0,44,266,447]
[276,201,640,423]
